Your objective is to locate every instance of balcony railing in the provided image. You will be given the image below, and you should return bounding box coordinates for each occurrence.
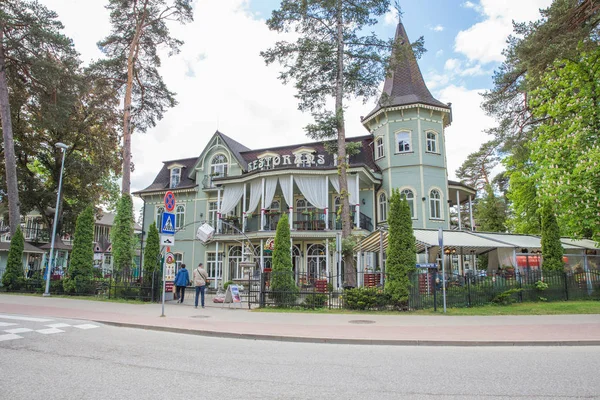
[215,210,373,234]
[23,227,51,243]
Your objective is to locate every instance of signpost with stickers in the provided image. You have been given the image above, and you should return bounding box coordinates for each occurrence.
[161,191,177,317]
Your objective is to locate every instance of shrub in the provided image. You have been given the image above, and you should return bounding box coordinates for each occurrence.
[223,280,234,290]
[343,287,389,310]
[301,293,328,309]
[491,288,523,305]
[63,276,96,295]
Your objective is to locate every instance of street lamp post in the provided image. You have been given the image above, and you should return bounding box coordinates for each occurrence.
[44,142,69,297]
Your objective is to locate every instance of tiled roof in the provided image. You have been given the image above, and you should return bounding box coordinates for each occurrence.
[364,22,449,121]
[217,131,251,169]
[238,135,380,173]
[135,157,198,194]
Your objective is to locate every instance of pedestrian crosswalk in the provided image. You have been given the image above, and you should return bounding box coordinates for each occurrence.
[0,314,100,342]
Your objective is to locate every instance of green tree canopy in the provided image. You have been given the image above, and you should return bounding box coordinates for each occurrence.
[541,204,564,271]
[143,221,161,274]
[111,194,134,275]
[0,0,75,234]
[68,205,95,280]
[270,213,298,306]
[1,226,24,289]
[385,189,416,308]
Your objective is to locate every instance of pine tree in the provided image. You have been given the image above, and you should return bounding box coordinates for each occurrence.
[68,205,95,280]
[143,222,160,273]
[1,226,24,289]
[270,213,298,306]
[474,184,507,232]
[385,189,416,308]
[111,195,134,276]
[262,0,398,287]
[94,0,193,194]
[541,203,564,271]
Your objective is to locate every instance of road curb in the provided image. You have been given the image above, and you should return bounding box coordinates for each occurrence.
[95,320,600,347]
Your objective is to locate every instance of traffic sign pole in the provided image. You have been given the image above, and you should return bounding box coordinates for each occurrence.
[161,191,176,317]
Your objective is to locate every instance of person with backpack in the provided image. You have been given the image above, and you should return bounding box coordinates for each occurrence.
[193,262,209,308]
[174,264,190,303]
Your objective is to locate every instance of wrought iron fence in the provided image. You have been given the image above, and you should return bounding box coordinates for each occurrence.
[251,269,600,310]
[0,269,162,302]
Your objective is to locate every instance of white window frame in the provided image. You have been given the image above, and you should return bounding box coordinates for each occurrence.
[170,167,181,189]
[429,189,442,220]
[395,131,411,153]
[206,251,223,281]
[174,252,183,271]
[378,191,388,222]
[208,201,219,228]
[426,131,438,154]
[375,137,384,159]
[228,246,244,280]
[210,154,228,178]
[175,204,185,230]
[400,188,416,219]
[155,206,165,229]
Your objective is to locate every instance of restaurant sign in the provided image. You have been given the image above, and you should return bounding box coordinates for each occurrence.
[247,152,326,172]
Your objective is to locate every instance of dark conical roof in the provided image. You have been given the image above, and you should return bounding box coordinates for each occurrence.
[364,22,449,121]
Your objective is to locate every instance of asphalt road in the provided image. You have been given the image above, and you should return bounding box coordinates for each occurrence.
[1,313,600,400]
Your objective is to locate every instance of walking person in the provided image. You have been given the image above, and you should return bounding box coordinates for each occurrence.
[193,262,209,308]
[174,264,189,304]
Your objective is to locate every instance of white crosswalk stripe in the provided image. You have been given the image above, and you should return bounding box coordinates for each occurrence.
[73,324,100,330]
[36,328,65,335]
[0,314,101,342]
[4,328,34,334]
[0,333,23,342]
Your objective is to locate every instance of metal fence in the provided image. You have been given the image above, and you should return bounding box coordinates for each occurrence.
[251,269,600,310]
[1,269,162,302]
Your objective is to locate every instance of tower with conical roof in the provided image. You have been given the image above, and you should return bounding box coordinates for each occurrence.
[362,20,451,229]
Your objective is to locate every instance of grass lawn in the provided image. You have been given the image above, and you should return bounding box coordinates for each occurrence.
[253,300,600,316]
[1,292,146,304]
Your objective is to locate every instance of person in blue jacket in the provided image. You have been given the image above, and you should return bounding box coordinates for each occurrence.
[174,264,189,303]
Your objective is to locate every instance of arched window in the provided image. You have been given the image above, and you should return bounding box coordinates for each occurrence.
[170,168,181,188]
[210,154,228,178]
[400,189,415,218]
[378,192,387,222]
[156,206,165,228]
[429,189,441,219]
[426,131,438,153]
[228,246,243,280]
[306,244,326,281]
[375,137,384,159]
[395,131,411,153]
[175,204,185,229]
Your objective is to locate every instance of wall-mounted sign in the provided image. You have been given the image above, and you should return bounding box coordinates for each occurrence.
[247,153,326,172]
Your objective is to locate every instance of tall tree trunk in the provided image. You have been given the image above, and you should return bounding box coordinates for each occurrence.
[122,12,146,195]
[335,0,356,287]
[0,28,21,235]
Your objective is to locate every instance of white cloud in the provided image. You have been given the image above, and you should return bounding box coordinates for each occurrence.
[436,85,496,179]
[384,8,398,25]
[442,58,487,77]
[455,0,552,64]
[431,24,444,32]
[435,49,444,58]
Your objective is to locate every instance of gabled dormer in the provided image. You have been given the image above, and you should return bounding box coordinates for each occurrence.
[167,162,185,189]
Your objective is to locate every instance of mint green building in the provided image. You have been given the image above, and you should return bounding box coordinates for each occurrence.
[135,21,475,288]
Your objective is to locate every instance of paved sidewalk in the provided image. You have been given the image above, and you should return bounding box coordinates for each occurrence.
[1,294,599,346]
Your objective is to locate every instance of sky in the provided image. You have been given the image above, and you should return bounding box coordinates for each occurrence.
[40,0,553,211]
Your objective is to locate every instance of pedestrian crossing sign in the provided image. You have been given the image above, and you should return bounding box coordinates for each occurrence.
[161,212,176,235]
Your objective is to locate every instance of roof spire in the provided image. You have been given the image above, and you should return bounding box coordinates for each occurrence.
[363,18,449,121]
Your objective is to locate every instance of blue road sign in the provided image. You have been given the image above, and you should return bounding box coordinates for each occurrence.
[161,212,176,235]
